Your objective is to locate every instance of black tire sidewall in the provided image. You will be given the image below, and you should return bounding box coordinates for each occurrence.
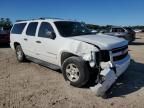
[62,56,89,87]
[16,45,25,62]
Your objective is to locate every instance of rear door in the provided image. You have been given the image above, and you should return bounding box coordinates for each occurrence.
[22,22,38,58]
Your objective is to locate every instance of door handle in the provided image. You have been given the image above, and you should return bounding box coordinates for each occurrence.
[36,41,41,43]
[24,38,28,41]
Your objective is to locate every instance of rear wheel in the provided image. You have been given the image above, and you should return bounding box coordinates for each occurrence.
[62,56,89,87]
[15,45,25,62]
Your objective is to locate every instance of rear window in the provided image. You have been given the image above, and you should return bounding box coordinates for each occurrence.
[112,28,125,32]
[26,22,38,36]
[124,27,134,32]
[11,23,26,34]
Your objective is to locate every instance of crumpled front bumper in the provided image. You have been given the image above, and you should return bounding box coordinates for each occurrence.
[90,55,130,96]
[114,55,130,77]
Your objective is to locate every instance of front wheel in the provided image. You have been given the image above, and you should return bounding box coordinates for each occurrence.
[62,56,89,87]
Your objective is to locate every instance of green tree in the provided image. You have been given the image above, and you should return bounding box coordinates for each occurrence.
[0,18,12,30]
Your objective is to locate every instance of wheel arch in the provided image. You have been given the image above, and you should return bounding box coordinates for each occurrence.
[60,51,78,66]
[14,42,21,50]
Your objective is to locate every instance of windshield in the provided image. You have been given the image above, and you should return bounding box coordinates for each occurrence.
[54,21,93,37]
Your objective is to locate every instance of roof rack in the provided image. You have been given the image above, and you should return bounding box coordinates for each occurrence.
[16,17,64,22]
[39,17,64,20]
[16,20,27,22]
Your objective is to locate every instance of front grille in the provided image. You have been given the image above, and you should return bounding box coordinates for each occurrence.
[112,45,128,53]
[113,52,128,61]
[112,45,128,62]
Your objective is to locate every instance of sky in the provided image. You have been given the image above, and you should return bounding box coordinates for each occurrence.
[0,0,144,26]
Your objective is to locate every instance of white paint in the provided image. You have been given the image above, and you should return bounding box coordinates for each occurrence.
[10,19,131,96]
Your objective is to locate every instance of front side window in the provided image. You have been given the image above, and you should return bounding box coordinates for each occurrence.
[11,23,27,34]
[54,21,92,37]
[38,22,54,38]
[26,22,38,36]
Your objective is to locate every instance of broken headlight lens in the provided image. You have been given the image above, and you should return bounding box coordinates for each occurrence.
[99,75,106,84]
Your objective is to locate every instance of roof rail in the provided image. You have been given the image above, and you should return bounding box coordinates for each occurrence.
[39,17,64,20]
[16,17,64,22]
[16,20,27,22]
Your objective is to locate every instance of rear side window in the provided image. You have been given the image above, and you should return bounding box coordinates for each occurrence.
[26,22,38,36]
[11,23,26,34]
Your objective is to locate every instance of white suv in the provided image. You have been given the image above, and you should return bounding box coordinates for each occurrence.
[10,18,130,94]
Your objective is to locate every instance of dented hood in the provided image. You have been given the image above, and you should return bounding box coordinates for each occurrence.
[70,34,128,50]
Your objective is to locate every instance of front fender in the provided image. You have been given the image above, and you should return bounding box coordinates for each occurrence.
[58,41,99,66]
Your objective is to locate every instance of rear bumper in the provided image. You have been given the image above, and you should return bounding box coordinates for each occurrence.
[124,34,136,42]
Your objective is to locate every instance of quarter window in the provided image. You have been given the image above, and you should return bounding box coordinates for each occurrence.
[11,23,26,34]
[26,22,38,36]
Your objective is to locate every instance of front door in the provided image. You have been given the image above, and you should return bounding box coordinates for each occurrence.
[35,22,59,65]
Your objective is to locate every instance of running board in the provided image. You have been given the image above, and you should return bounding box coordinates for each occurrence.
[25,55,60,70]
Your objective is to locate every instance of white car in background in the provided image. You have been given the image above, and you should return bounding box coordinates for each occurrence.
[134,29,142,33]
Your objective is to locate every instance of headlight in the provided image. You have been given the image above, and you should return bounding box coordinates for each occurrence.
[83,51,98,67]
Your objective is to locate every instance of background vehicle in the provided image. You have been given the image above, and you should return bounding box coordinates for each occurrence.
[134,29,142,33]
[0,27,10,44]
[103,26,136,43]
[10,18,130,95]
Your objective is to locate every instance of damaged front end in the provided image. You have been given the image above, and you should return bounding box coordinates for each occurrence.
[82,44,130,97]
[83,50,116,96]
[90,60,117,97]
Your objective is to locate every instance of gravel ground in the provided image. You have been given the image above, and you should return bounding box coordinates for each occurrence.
[0,33,144,108]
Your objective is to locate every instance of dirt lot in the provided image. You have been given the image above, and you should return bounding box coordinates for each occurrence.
[0,33,144,108]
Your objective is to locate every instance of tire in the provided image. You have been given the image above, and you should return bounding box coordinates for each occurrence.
[15,45,25,62]
[62,56,89,87]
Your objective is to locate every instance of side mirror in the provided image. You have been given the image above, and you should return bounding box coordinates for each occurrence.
[46,31,56,39]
